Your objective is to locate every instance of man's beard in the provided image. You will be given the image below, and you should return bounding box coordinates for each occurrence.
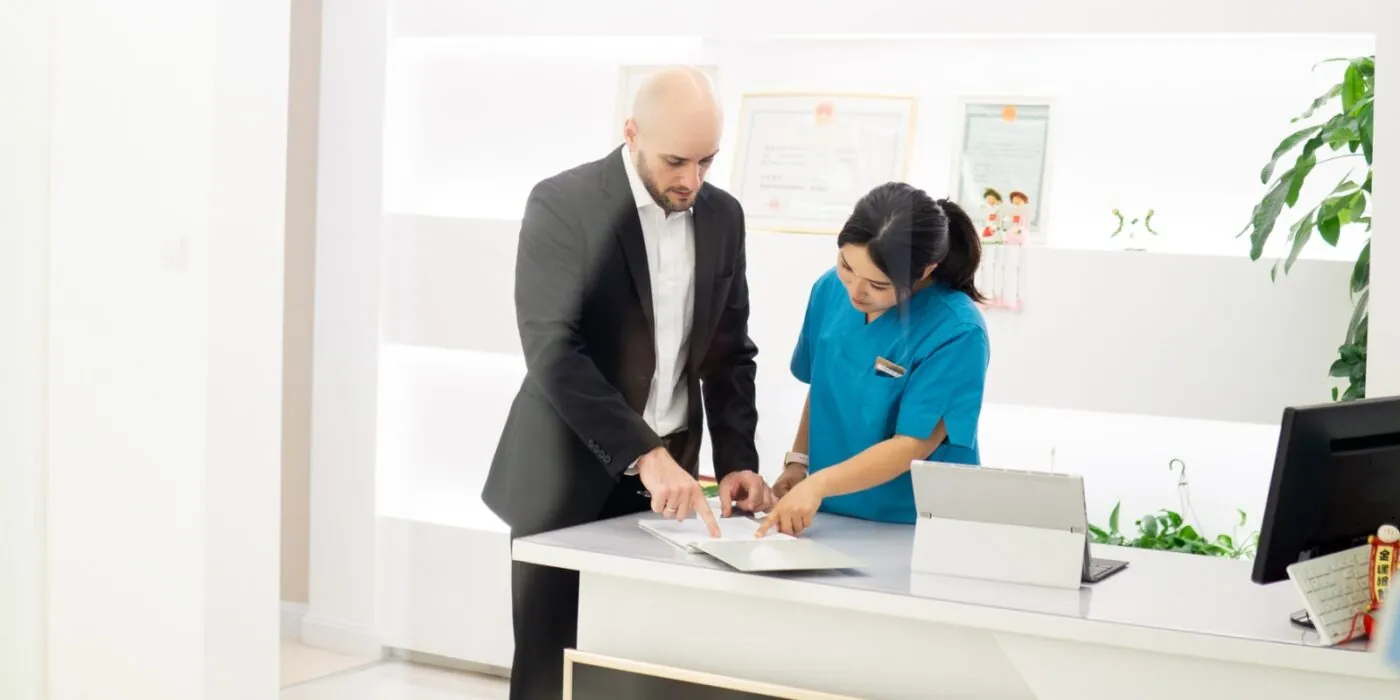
[636,155,691,214]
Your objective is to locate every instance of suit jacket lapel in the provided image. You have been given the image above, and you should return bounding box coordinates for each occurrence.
[689,191,718,370]
[601,149,654,333]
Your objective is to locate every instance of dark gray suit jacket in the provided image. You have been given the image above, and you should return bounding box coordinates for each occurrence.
[482,148,760,536]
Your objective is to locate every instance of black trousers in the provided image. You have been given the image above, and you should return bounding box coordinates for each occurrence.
[507,432,688,700]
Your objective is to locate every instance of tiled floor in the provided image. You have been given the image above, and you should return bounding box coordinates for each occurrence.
[279,638,379,687]
[281,660,509,700]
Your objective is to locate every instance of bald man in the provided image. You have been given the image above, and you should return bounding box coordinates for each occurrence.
[483,66,771,700]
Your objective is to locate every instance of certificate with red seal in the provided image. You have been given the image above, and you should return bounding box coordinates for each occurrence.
[730,93,916,235]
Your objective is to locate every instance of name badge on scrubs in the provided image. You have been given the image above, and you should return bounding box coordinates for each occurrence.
[874,356,906,378]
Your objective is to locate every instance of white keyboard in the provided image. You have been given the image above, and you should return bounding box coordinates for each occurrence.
[1286,544,1373,646]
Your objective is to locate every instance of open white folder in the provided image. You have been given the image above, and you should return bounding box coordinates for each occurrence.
[639,516,792,552]
[638,516,865,572]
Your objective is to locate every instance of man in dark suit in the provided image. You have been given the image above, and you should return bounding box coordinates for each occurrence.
[482,66,773,700]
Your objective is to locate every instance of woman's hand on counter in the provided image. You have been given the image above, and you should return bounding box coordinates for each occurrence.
[756,474,825,538]
[771,463,808,499]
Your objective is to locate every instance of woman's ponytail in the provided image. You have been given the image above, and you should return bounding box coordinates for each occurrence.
[933,199,986,303]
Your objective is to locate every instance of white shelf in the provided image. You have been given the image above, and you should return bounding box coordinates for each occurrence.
[383,210,1364,262]
[376,465,508,535]
[375,341,1284,538]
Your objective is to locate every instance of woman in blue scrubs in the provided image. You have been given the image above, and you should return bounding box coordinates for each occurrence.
[757,182,990,537]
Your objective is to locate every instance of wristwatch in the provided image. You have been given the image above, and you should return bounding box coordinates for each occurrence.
[783,451,810,472]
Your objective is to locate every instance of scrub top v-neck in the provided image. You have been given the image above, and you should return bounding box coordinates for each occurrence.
[791,268,990,524]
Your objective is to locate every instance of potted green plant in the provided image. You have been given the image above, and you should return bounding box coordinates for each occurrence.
[1089,503,1259,559]
[1088,458,1259,559]
[1240,55,1373,401]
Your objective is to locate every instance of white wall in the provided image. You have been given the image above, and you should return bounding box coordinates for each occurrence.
[281,0,324,607]
[304,0,390,658]
[1370,9,1399,397]
[35,0,288,698]
[386,34,1373,260]
[0,1,54,697]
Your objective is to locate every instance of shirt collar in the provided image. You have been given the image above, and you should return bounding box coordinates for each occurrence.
[621,146,691,215]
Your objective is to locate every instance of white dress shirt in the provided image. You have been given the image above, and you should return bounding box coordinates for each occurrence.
[621,147,695,471]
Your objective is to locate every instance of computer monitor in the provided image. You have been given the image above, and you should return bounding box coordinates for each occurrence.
[1252,395,1400,585]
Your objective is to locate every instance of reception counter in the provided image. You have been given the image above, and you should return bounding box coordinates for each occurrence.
[514,512,1399,700]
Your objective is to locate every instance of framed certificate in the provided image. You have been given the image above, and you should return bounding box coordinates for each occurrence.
[613,64,721,147]
[949,97,1056,245]
[564,649,861,700]
[730,93,917,234]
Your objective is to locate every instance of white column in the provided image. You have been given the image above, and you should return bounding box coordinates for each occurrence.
[1369,6,1400,397]
[303,0,389,657]
[0,2,54,698]
[32,0,288,698]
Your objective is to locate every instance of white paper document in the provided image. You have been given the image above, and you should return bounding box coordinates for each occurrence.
[639,516,793,552]
[706,496,766,517]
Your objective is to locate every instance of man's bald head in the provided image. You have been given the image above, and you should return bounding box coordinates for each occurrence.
[623,66,724,213]
[630,66,722,133]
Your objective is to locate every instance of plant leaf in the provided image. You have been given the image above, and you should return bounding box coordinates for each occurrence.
[1351,241,1369,296]
[1342,191,1367,226]
[1316,215,1341,247]
[1342,62,1365,113]
[1346,290,1368,345]
[1320,114,1359,151]
[1349,56,1376,78]
[1294,83,1342,123]
[1261,127,1321,183]
[1359,104,1374,164]
[1342,381,1365,402]
[1317,197,1343,246]
[1341,344,1364,365]
[1284,209,1316,274]
[1141,515,1159,539]
[1330,180,1361,197]
[1248,174,1293,259]
[1108,502,1120,534]
[1285,143,1320,207]
[1330,357,1353,378]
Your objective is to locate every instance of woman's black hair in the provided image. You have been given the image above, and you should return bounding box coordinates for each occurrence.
[835,182,986,304]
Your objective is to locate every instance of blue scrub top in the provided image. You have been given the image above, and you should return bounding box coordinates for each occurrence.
[1382,591,1400,674]
[791,268,990,524]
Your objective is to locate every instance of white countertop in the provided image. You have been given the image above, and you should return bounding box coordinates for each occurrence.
[514,512,1398,681]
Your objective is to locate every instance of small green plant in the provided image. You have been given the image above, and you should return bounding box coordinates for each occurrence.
[1109,208,1159,238]
[701,482,719,499]
[1090,503,1259,559]
[1087,458,1259,559]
